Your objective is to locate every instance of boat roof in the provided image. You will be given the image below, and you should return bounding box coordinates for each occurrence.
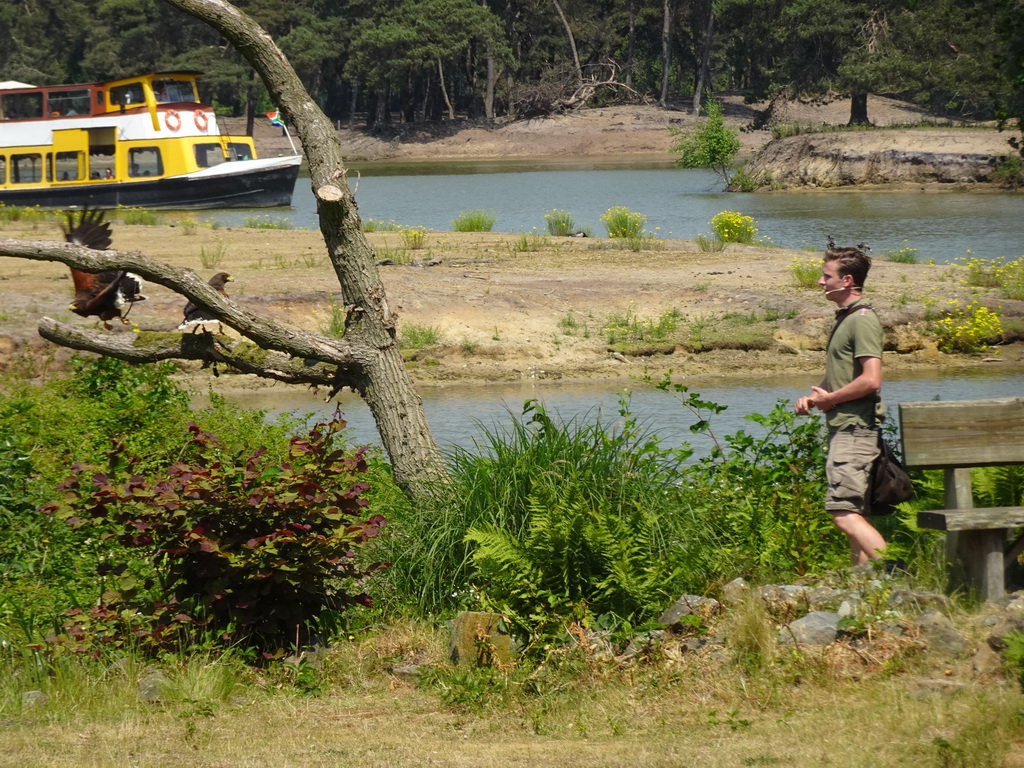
[0,71,204,92]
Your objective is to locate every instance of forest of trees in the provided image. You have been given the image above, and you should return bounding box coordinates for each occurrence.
[1,0,1022,131]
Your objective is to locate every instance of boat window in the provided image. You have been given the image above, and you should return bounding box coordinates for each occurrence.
[48,89,91,117]
[109,82,145,107]
[54,151,83,181]
[1,92,44,120]
[226,142,254,161]
[11,153,43,183]
[128,147,163,177]
[152,78,196,104]
[194,143,228,168]
[0,156,6,184]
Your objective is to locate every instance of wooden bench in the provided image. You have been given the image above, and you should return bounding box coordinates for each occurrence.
[899,397,1024,602]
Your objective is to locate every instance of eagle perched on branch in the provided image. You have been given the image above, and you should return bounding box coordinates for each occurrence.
[178,272,233,334]
[61,208,147,328]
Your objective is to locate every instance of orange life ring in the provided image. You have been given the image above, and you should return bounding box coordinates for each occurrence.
[194,110,209,131]
[164,109,181,131]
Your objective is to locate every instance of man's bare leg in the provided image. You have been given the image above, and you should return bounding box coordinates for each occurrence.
[831,510,887,565]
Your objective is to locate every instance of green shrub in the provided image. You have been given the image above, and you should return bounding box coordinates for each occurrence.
[452,210,496,232]
[544,209,577,236]
[711,211,758,244]
[788,255,821,289]
[117,207,161,226]
[40,414,384,653]
[400,322,442,348]
[881,242,919,263]
[400,226,428,249]
[600,206,647,238]
[242,215,293,229]
[929,300,1003,353]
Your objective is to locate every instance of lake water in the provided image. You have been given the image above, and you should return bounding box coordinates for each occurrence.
[208,159,1023,264]
[203,366,1023,458]
[193,159,1022,457]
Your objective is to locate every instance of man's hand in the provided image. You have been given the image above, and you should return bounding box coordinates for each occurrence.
[795,386,832,415]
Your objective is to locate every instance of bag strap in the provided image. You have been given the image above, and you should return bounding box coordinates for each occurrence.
[826,303,873,350]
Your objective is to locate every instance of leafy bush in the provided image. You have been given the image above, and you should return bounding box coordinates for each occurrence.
[544,209,577,236]
[400,226,428,249]
[452,210,496,232]
[711,211,758,244]
[40,414,385,653]
[788,255,821,289]
[600,206,647,238]
[929,300,1003,353]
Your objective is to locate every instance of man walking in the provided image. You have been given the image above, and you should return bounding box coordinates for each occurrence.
[795,246,888,565]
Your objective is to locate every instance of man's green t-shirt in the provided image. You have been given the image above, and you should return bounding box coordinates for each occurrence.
[825,297,885,430]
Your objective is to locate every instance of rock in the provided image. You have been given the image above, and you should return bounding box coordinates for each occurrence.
[138,671,169,704]
[720,578,749,606]
[618,630,666,661]
[780,611,840,645]
[21,690,47,708]
[889,589,951,614]
[972,642,1004,678]
[659,595,722,627]
[449,611,512,667]
[915,610,967,657]
[805,586,850,611]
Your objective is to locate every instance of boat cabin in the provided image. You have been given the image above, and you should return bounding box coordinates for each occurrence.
[0,72,258,190]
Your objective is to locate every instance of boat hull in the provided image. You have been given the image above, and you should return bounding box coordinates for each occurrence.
[0,161,301,210]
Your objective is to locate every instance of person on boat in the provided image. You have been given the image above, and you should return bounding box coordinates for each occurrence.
[794,245,888,566]
[104,168,114,179]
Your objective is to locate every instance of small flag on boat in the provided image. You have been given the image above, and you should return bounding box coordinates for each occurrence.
[266,110,285,128]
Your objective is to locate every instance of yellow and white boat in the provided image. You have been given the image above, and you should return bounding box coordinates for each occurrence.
[0,71,301,209]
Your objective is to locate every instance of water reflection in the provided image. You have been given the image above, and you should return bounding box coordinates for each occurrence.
[209,162,1021,263]
[198,367,1023,459]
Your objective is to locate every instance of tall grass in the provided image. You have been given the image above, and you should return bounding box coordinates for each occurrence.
[452,210,496,232]
[600,206,647,238]
[373,397,695,614]
[544,208,577,236]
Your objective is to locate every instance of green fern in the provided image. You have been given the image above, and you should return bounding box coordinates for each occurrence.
[466,494,672,641]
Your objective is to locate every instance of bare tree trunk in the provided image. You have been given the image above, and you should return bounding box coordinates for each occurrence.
[0,0,449,502]
[692,6,714,116]
[659,0,677,107]
[552,0,583,83]
[483,0,496,121]
[438,59,455,120]
[348,81,358,129]
[245,69,257,136]
[625,0,636,89]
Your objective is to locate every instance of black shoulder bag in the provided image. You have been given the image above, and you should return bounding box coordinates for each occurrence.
[829,304,914,515]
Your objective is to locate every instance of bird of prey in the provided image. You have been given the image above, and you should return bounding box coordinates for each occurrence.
[61,208,146,329]
[178,272,233,334]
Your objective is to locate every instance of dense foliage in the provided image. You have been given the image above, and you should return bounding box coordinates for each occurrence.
[41,414,385,654]
[2,0,1020,130]
[2,357,1021,657]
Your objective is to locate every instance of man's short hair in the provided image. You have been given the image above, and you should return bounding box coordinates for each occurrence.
[825,247,871,287]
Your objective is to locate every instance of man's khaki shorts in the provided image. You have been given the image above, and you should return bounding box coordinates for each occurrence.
[825,426,880,515]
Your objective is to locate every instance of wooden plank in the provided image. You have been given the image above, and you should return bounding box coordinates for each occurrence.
[960,529,1006,602]
[917,506,1024,531]
[899,398,1024,469]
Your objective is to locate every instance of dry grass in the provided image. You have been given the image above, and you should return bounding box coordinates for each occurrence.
[2,616,1022,767]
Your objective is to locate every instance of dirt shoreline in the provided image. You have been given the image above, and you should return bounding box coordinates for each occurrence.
[2,96,1020,392]
[1,222,1021,395]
